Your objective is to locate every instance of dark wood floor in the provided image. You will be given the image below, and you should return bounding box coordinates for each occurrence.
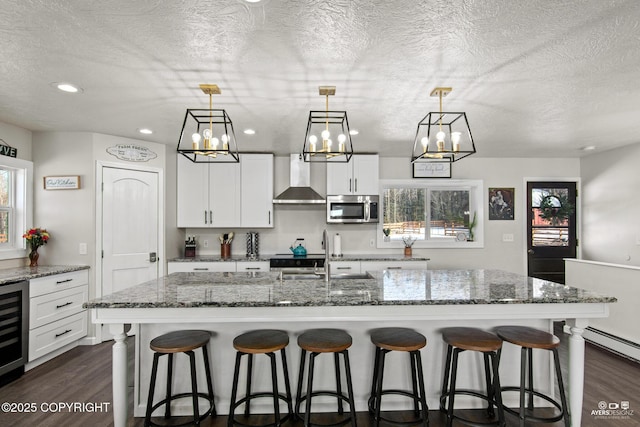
[1,323,638,426]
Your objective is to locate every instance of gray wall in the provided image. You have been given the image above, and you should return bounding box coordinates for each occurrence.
[581,142,640,266]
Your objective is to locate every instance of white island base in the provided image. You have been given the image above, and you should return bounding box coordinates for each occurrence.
[97,303,600,427]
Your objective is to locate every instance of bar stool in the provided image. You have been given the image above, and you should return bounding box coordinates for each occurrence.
[228,329,293,427]
[295,328,357,427]
[439,327,505,427]
[368,327,429,427]
[495,326,570,427]
[144,330,215,427]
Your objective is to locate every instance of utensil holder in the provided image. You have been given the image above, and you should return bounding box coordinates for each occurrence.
[221,243,231,259]
[404,247,412,257]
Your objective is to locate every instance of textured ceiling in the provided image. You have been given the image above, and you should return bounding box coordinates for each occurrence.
[1,0,639,158]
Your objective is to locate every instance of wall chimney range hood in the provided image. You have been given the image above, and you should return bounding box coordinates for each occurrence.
[273,154,325,204]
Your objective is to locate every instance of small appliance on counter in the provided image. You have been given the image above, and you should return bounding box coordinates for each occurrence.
[246,232,259,258]
[290,238,307,257]
[184,235,196,258]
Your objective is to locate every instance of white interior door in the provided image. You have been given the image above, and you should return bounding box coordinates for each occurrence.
[101,166,159,296]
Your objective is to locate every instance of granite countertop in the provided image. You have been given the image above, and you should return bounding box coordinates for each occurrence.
[168,254,429,262]
[0,265,90,285]
[84,269,616,309]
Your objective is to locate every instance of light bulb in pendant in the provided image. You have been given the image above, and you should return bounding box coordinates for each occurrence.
[321,129,330,140]
[421,137,429,153]
[309,135,317,152]
[212,137,219,150]
[337,134,346,152]
[451,132,461,152]
[221,134,229,150]
[436,131,446,151]
[191,133,201,150]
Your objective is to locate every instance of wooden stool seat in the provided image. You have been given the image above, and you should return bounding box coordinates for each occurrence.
[150,330,211,353]
[370,327,426,352]
[297,328,352,353]
[495,325,560,350]
[233,329,289,354]
[442,327,502,352]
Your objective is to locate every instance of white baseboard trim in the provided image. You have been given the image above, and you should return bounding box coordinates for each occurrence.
[25,341,80,371]
[583,327,640,362]
[79,336,101,346]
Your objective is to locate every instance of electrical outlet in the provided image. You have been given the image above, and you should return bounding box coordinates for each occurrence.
[203,240,208,248]
[502,233,514,242]
[79,243,87,255]
[370,238,375,247]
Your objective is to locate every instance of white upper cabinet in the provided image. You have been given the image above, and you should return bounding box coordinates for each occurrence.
[240,154,274,228]
[327,154,379,195]
[177,155,240,227]
[177,154,273,228]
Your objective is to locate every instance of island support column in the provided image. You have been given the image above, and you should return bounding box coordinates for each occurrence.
[567,319,587,427]
[109,323,131,427]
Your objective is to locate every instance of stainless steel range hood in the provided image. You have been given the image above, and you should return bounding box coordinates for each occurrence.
[273,154,325,204]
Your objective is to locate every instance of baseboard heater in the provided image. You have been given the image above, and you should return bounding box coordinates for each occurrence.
[583,327,640,363]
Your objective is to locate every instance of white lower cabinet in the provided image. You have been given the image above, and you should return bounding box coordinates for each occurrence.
[28,269,89,363]
[360,260,428,272]
[167,262,237,273]
[236,261,270,272]
[330,261,361,274]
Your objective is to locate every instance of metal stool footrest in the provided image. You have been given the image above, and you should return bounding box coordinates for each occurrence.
[230,392,293,427]
[368,390,427,426]
[296,390,355,427]
[500,386,566,423]
[146,392,215,427]
[439,389,502,427]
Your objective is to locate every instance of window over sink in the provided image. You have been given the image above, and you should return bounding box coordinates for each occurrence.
[378,179,484,248]
[0,157,33,259]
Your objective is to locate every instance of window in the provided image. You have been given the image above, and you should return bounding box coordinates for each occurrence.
[0,158,33,260]
[379,179,483,248]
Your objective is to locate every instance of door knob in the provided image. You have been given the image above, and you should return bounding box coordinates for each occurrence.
[527,249,535,255]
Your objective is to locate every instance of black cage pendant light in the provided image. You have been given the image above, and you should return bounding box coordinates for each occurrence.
[411,87,476,163]
[302,86,354,162]
[177,84,239,163]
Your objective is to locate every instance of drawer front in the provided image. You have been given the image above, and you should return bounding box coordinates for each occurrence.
[29,270,89,298]
[330,261,361,274]
[29,285,88,330]
[236,261,270,272]
[361,260,428,272]
[168,262,236,273]
[28,311,88,362]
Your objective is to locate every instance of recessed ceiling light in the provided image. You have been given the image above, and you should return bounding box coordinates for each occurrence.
[349,129,359,135]
[54,83,82,93]
[138,128,153,135]
[243,129,256,135]
[582,146,596,151]
[245,0,261,2]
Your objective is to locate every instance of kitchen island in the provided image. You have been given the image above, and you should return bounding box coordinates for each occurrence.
[85,269,615,427]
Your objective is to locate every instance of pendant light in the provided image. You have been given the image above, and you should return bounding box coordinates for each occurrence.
[302,86,353,162]
[411,87,475,163]
[177,84,239,163]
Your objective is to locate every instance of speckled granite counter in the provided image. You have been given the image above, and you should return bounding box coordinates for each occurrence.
[0,265,89,285]
[167,255,271,263]
[88,269,613,427]
[84,269,614,309]
[330,254,430,261]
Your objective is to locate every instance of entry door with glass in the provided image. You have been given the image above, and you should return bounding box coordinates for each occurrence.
[527,181,577,284]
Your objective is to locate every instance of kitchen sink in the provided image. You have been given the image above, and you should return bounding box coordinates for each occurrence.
[280,272,375,281]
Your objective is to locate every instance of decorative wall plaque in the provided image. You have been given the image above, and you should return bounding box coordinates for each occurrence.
[106,144,157,162]
[44,176,81,190]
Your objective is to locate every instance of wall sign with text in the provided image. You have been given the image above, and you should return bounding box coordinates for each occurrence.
[412,161,451,178]
[43,176,81,190]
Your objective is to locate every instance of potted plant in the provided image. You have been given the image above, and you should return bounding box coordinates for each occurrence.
[23,227,50,267]
[402,236,416,256]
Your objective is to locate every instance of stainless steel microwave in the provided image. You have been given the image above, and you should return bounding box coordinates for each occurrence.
[326,195,379,223]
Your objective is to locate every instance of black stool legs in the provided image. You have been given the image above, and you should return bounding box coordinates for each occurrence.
[439,345,505,427]
[295,348,357,427]
[228,348,293,427]
[368,347,429,427]
[144,347,215,427]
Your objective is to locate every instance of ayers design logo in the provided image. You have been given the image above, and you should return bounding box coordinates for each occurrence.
[591,400,634,420]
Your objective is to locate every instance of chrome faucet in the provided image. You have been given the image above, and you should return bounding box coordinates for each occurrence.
[315,229,331,282]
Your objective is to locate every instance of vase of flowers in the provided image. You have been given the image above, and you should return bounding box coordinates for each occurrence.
[23,228,50,267]
[402,236,416,256]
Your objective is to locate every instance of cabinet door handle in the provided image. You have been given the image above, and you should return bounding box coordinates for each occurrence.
[55,329,73,338]
[355,178,358,193]
[268,211,271,225]
[387,266,402,270]
[244,267,261,270]
[209,210,213,224]
[349,178,352,192]
[56,278,73,284]
[336,266,352,270]
[193,268,210,271]
[204,210,208,224]
[56,301,73,309]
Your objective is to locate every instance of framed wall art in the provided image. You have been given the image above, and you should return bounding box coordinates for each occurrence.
[412,161,451,178]
[488,187,514,220]
[43,175,81,190]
